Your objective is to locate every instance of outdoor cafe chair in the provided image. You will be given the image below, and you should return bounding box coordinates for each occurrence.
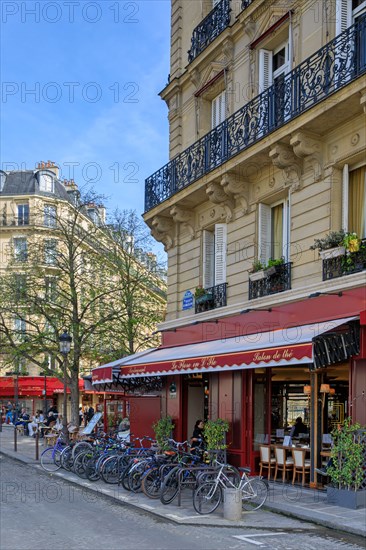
[259,445,276,480]
[274,446,294,483]
[291,448,311,486]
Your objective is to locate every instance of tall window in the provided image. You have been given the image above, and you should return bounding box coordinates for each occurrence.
[203,224,227,288]
[211,90,226,129]
[17,204,29,226]
[44,205,56,228]
[336,0,366,34]
[14,274,27,299]
[44,239,58,265]
[39,172,54,193]
[14,317,26,338]
[343,165,366,237]
[13,237,28,262]
[258,199,290,265]
[259,40,290,126]
[45,277,57,301]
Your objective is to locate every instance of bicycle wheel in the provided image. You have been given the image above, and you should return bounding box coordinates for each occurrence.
[72,441,93,461]
[40,447,62,472]
[141,468,161,499]
[60,446,73,471]
[241,478,268,511]
[193,482,222,515]
[74,451,91,478]
[224,466,241,488]
[160,467,179,505]
[85,456,101,481]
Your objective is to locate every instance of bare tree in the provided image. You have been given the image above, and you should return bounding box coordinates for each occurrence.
[0,196,166,426]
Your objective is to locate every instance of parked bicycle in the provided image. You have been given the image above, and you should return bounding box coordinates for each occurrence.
[193,460,268,515]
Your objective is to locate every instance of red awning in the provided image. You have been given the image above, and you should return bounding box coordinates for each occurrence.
[0,377,84,397]
[91,318,356,385]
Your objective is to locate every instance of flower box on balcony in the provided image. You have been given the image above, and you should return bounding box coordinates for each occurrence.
[319,246,346,260]
[249,270,266,281]
[195,293,213,305]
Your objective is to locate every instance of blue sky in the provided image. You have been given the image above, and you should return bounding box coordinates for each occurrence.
[1,1,171,230]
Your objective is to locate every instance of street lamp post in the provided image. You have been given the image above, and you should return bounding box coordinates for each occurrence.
[59,330,72,440]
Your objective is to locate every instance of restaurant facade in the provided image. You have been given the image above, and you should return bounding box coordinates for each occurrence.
[93,0,366,486]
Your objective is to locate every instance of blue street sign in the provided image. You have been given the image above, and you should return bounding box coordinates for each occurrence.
[182,290,194,310]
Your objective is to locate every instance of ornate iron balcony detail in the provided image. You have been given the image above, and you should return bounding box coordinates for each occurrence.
[195,282,227,314]
[322,240,366,280]
[249,262,291,300]
[145,15,366,213]
[188,0,231,64]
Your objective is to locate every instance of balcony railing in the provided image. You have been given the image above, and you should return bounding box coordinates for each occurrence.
[249,262,291,300]
[145,15,366,212]
[195,282,227,314]
[241,0,254,10]
[188,0,231,64]
[323,240,366,280]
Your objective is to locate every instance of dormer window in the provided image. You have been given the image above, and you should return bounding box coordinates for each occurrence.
[38,171,55,193]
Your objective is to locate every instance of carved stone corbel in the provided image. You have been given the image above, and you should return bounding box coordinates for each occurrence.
[241,16,256,40]
[269,143,302,191]
[222,38,234,65]
[290,131,323,183]
[170,205,195,240]
[150,215,175,251]
[220,174,250,215]
[206,182,234,222]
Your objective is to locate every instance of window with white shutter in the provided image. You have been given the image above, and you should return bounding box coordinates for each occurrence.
[214,223,227,285]
[258,199,290,265]
[336,0,352,34]
[258,49,273,92]
[203,224,227,288]
[203,229,215,288]
[213,0,221,6]
[211,90,226,129]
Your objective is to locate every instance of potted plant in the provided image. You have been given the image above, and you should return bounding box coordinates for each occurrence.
[152,415,174,451]
[249,260,266,281]
[326,418,366,509]
[265,257,285,277]
[194,285,213,304]
[310,229,346,259]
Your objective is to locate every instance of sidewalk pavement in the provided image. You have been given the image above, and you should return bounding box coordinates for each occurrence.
[1,424,365,538]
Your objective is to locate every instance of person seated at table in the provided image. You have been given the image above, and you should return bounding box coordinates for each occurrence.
[54,415,64,432]
[15,408,30,435]
[28,411,42,437]
[45,405,58,426]
[290,417,308,438]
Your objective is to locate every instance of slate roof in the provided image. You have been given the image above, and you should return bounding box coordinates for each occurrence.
[0,170,70,201]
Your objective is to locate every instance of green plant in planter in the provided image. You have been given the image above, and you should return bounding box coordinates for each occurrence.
[203,418,229,451]
[266,257,285,268]
[327,417,365,491]
[250,260,265,273]
[310,229,346,252]
[152,416,174,451]
[194,285,206,299]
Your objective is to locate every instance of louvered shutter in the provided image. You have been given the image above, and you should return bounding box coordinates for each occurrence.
[213,0,221,6]
[203,230,215,288]
[258,203,271,265]
[214,223,227,285]
[336,0,352,35]
[342,164,349,231]
[259,49,273,92]
[211,91,226,128]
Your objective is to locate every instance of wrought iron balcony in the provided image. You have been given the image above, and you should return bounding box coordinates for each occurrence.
[249,262,291,300]
[195,282,227,314]
[322,240,366,280]
[188,0,231,64]
[145,15,366,213]
[241,0,254,10]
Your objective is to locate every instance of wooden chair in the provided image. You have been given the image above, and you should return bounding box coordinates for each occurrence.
[291,448,311,485]
[274,446,294,482]
[259,445,276,480]
[16,425,25,436]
